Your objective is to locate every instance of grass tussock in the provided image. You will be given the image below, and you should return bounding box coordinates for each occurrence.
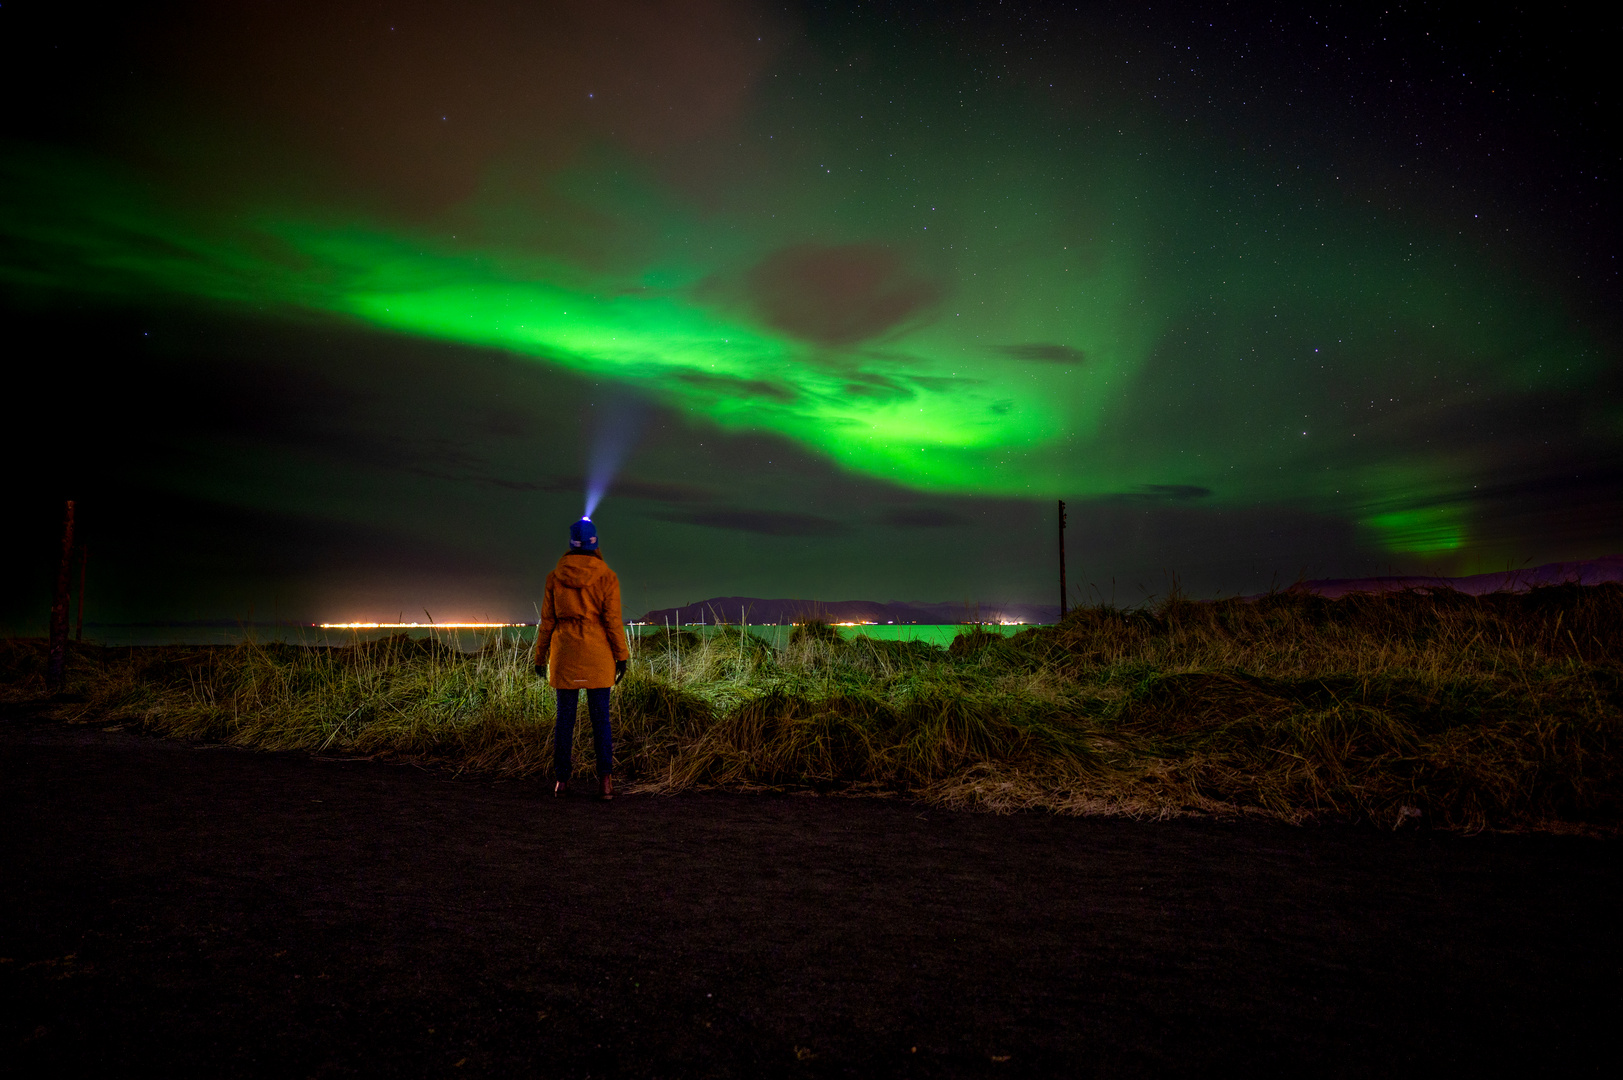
[5,584,1622,832]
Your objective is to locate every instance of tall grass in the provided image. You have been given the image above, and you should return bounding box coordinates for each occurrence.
[5,583,1620,832]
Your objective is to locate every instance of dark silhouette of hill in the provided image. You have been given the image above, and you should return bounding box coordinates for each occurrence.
[636,597,1060,626]
[639,557,1623,625]
[1284,555,1623,599]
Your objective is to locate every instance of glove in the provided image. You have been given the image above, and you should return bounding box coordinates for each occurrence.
[614,659,627,685]
[534,662,547,680]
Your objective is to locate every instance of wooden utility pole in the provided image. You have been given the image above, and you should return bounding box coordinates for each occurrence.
[47,500,75,691]
[1057,499,1068,620]
[76,544,88,643]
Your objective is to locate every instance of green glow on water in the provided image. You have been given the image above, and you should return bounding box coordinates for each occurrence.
[627,624,1029,648]
[839,624,1030,646]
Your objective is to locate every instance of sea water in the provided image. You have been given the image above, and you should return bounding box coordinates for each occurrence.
[628,623,1038,649]
[67,623,1041,649]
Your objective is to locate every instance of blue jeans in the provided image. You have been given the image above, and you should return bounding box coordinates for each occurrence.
[554,687,613,780]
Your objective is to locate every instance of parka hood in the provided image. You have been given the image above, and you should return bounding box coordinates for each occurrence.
[553,552,609,588]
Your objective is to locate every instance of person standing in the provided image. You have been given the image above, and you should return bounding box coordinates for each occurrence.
[534,517,629,799]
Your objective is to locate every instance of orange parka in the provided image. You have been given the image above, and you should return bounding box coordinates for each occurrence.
[533,551,631,690]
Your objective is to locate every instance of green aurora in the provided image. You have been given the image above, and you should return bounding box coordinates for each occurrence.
[1,2,1613,565]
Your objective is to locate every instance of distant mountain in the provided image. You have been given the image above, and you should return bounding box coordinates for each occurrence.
[1281,556,1623,599]
[639,558,1623,626]
[636,597,1062,626]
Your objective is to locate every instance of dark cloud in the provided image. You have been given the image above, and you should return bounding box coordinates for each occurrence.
[879,507,968,529]
[1104,485,1214,503]
[743,244,943,346]
[838,372,913,400]
[655,507,849,537]
[1000,343,1087,364]
[488,475,715,504]
[475,406,534,439]
[675,370,799,403]
[911,374,984,392]
[1433,461,1623,552]
[483,477,556,493]
[612,479,719,504]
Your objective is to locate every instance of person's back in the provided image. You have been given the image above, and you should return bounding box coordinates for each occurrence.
[539,548,624,689]
[533,518,629,798]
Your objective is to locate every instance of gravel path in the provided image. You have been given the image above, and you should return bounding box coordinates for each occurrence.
[3,709,1616,1077]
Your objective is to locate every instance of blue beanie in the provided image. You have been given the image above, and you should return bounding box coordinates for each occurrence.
[569,517,599,551]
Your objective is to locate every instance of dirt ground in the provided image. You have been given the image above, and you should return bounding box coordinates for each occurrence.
[3,707,1617,1078]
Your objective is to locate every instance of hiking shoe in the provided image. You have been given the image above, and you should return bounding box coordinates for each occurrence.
[598,775,614,801]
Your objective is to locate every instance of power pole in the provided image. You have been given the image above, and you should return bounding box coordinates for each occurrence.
[1057,499,1068,620]
[76,544,88,643]
[47,500,75,691]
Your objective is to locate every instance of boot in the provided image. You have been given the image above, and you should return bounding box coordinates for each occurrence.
[598,774,614,801]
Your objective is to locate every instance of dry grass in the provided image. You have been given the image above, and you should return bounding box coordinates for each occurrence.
[5,583,1620,832]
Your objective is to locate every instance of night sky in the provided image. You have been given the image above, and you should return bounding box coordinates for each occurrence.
[4,1,1619,629]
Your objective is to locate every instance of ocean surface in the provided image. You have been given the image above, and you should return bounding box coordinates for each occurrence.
[630,622,1036,649]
